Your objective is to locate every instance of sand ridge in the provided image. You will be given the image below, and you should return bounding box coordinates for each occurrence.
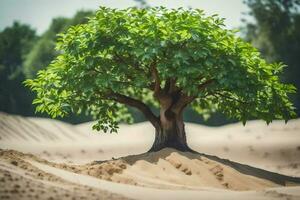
[0,148,290,191]
[0,149,131,200]
[1,111,300,177]
[1,148,300,200]
[1,112,300,199]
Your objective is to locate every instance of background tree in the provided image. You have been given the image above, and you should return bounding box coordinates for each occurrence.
[25,7,296,151]
[0,11,94,123]
[24,11,93,78]
[0,22,37,115]
[243,0,300,116]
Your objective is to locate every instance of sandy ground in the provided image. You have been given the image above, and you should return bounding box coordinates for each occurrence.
[1,111,300,199]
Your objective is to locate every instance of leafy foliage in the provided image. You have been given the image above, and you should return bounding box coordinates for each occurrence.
[243,0,300,116]
[24,11,93,78]
[0,12,95,123]
[25,7,296,132]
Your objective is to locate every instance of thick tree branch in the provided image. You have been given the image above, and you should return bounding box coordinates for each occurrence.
[198,79,215,90]
[170,79,215,112]
[164,78,178,94]
[109,92,160,128]
[170,93,195,113]
[169,78,178,93]
[169,78,180,94]
[150,61,161,97]
[164,78,171,93]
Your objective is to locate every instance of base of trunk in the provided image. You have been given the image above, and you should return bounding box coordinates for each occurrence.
[149,126,190,152]
[149,140,190,152]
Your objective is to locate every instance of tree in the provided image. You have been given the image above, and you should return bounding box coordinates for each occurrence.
[25,7,296,151]
[0,22,37,115]
[0,12,93,121]
[243,0,300,116]
[24,11,93,78]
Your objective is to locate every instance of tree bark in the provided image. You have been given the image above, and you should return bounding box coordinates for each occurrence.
[149,108,189,152]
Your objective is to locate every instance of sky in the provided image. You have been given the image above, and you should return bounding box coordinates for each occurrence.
[0,0,250,35]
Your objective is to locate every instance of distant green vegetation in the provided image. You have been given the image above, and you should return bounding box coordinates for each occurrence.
[0,22,37,115]
[0,11,93,122]
[24,11,93,78]
[243,0,300,116]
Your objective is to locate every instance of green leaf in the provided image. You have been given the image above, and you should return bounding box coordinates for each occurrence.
[24,7,296,133]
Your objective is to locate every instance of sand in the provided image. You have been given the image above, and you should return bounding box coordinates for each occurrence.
[1,111,300,199]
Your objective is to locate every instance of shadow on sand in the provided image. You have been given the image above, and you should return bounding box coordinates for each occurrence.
[95,147,300,186]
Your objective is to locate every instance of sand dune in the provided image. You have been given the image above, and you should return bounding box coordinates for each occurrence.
[1,112,300,199]
[1,111,300,176]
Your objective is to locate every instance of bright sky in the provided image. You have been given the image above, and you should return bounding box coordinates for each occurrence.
[0,0,250,34]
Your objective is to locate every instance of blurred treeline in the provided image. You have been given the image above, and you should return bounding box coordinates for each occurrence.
[0,0,299,125]
[0,11,95,123]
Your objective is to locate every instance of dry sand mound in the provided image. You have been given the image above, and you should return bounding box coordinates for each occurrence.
[1,148,300,200]
[1,112,300,199]
[3,148,299,191]
[61,148,300,191]
[0,149,131,200]
[1,111,300,177]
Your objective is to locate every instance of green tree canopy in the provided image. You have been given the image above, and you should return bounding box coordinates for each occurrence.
[25,7,296,138]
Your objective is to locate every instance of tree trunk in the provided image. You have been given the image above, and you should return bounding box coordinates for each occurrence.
[149,108,189,152]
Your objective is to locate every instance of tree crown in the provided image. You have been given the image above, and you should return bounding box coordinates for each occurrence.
[25,7,296,132]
